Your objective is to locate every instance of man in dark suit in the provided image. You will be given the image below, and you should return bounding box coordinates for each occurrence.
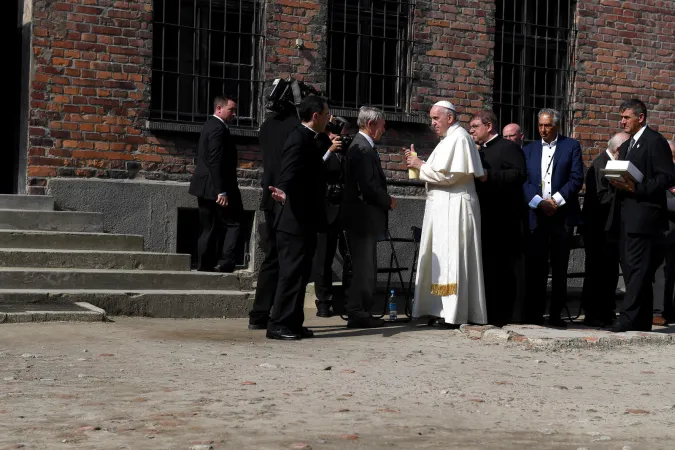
[247,105,300,330]
[470,111,528,326]
[580,132,629,327]
[650,140,675,326]
[266,95,331,340]
[523,108,584,328]
[342,106,396,328]
[606,99,675,332]
[188,95,242,273]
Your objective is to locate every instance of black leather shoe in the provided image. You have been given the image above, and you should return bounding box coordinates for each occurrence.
[213,263,235,273]
[248,323,267,330]
[611,322,630,333]
[346,317,385,329]
[427,318,460,329]
[315,300,334,318]
[266,328,302,340]
[299,327,314,338]
[547,317,568,328]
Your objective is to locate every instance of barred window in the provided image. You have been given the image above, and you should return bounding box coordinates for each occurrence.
[151,0,264,127]
[493,0,577,142]
[327,0,415,113]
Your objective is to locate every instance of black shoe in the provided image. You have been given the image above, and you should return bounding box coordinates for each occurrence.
[299,327,314,338]
[427,318,460,329]
[611,322,631,333]
[266,327,302,340]
[547,317,568,328]
[248,322,268,330]
[583,318,604,328]
[213,263,235,273]
[346,317,385,329]
[315,300,334,318]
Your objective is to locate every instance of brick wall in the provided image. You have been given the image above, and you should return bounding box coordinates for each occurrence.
[24,0,675,193]
[573,0,675,162]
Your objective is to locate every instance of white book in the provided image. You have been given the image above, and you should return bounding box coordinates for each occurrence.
[602,160,644,183]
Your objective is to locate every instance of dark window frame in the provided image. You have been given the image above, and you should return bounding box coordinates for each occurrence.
[493,0,578,144]
[151,0,265,128]
[326,0,416,116]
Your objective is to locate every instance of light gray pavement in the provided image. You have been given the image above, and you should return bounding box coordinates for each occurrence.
[1,315,674,450]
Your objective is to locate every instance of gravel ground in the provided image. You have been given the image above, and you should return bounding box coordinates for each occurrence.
[1,316,674,450]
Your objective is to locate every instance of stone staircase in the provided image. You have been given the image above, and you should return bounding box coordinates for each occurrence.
[0,194,254,321]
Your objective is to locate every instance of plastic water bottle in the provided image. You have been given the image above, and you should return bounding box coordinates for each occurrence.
[388,290,397,321]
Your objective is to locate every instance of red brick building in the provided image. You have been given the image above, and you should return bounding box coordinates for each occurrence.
[6,0,675,262]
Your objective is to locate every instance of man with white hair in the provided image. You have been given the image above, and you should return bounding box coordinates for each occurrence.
[342,106,395,328]
[405,101,487,327]
[580,132,629,327]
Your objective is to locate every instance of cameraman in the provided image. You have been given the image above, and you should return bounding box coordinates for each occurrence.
[248,98,300,330]
[312,117,351,317]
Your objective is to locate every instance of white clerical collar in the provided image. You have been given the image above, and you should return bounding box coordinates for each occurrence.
[483,134,499,147]
[302,123,318,137]
[606,149,618,160]
[213,114,227,128]
[631,125,647,143]
[542,135,558,148]
[358,131,375,148]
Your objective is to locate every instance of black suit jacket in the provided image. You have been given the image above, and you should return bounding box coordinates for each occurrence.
[476,135,528,247]
[342,133,391,236]
[273,124,327,236]
[259,111,301,212]
[607,126,675,235]
[582,151,614,236]
[189,116,242,210]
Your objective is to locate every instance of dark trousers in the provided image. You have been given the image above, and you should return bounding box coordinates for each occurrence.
[654,226,675,321]
[526,218,572,323]
[197,197,240,270]
[619,231,663,331]
[483,242,527,326]
[581,232,620,322]
[312,222,350,305]
[344,230,377,319]
[249,211,278,326]
[268,230,317,332]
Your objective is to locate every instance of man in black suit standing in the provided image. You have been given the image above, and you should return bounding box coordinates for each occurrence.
[267,95,331,340]
[342,106,395,328]
[580,132,629,327]
[189,95,242,273]
[606,99,675,332]
[247,103,300,330]
[470,110,528,326]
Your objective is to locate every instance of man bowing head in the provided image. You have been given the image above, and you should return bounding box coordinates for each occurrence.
[405,101,487,328]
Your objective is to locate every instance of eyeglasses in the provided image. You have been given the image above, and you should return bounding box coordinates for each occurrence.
[469,123,488,130]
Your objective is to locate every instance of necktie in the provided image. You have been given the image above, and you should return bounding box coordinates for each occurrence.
[626,138,636,157]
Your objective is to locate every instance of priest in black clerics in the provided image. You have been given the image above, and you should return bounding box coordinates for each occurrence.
[470,111,529,326]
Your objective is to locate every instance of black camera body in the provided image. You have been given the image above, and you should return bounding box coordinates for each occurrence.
[325,116,354,152]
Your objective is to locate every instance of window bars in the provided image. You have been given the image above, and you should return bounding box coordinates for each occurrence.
[151,0,264,127]
[493,0,577,143]
[327,0,415,113]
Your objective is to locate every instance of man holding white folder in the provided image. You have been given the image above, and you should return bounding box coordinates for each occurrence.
[605,99,675,332]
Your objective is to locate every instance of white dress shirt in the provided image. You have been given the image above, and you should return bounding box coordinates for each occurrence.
[528,135,566,209]
[628,125,647,155]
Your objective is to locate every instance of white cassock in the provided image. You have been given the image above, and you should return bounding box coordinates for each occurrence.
[412,122,487,324]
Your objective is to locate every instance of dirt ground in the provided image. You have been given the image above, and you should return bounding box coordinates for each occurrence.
[1,316,674,450]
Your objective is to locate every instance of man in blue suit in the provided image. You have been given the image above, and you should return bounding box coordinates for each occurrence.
[523,108,584,327]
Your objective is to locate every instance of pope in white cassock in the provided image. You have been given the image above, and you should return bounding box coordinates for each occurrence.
[405,101,487,326]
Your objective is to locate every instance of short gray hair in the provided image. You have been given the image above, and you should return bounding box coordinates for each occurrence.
[357,106,385,128]
[608,132,630,151]
[537,108,561,126]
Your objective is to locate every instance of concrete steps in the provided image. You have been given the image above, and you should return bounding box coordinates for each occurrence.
[0,248,190,271]
[0,194,256,319]
[0,230,144,251]
[0,209,104,232]
[0,289,254,319]
[0,194,55,211]
[0,268,254,291]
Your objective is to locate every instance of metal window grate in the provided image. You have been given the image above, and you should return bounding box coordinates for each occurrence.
[327,0,415,113]
[493,0,577,143]
[151,0,265,127]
